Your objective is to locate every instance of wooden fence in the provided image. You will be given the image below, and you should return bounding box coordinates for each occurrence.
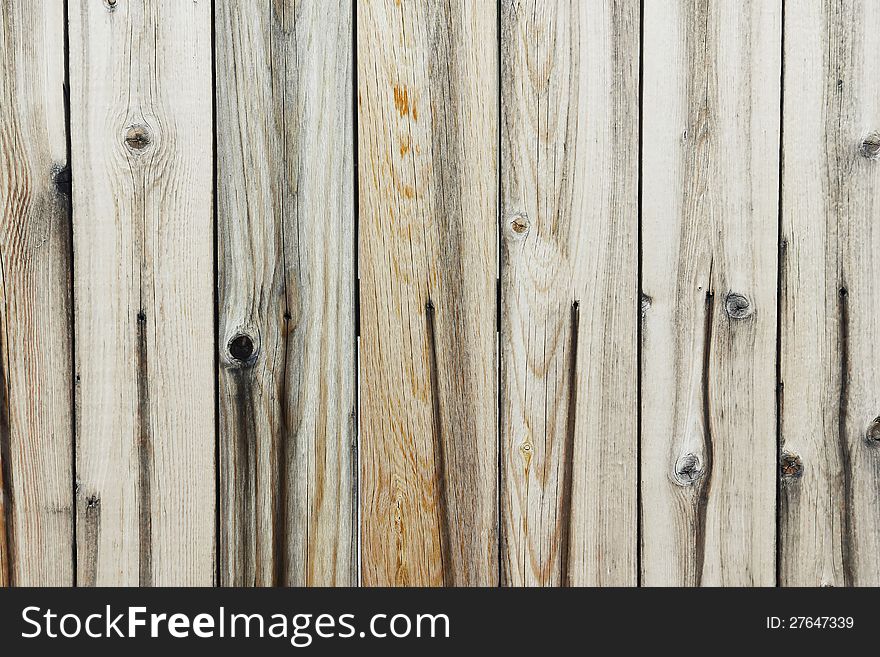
[1,0,878,587]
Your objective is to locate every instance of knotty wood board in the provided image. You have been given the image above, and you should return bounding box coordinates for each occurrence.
[500,0,639,586]
[358,0,498,586]
[69,0,214,586]
[780,0,880,586]
[641,0,779,586]
[215,0,356,586]
[0,1,74,586]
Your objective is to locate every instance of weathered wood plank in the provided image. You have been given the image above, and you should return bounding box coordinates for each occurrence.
[499,0,639,586]
[69,0,214,586]
[215,0,356,586]
[780,0,880,586]
[0,1,73,586]
[358,0,498,586]
[641,0,779,586]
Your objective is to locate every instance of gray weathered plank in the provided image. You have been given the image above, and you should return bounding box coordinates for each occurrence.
[640,0,779,586]
[215,0,356,586]
[358,0,498,586]
[0,1,74,587]
[500,0,639,586]
[69,0,214,586]
[780,0,880,586]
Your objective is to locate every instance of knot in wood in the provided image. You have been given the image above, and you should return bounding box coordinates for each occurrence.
[859,132,880,160]
[506,212,530,240]
[866,416,880,445]
[124,124,152,151]
[85,495,101,510]
[780,451,803,479]
[105,0,117,9]
[724,292,752,320]
[640,294,652,318]
[673,453,703,486]
[52,163,72,196]
[228,333,256,364]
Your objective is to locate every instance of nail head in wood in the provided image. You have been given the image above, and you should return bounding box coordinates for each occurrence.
[859,132,880,160]
[124,124,152,151]
[724,292,752,320]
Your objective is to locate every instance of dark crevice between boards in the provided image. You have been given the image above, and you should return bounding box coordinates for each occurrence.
[557,300,580,587]
[62,0,78,588]
[692,284,715,587]
[135,309,153,587]
[351,0,360,586]
[774,0,785,588]
[425,299,452,587]
[837,285,854,586]
[636,0,645,589]
[0,310,16,586]
[495,0,501,590]
[210,0,220,589]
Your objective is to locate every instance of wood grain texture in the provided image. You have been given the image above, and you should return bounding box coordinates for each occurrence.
[500,0,638,586]
[780,0,880,586]
[0,1,74,586]
[358,0,498,586]
[69,0,214,586]
[216,0,356,586]
[641,0,779,586]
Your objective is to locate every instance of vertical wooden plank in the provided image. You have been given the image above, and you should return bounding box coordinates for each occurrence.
[69,0,214,586]
[499,0,639,586]
[358,0,498,586]
[215,0,356,586]
[641,0,779,585]
[0,2,73,586]
[781,0,880,586]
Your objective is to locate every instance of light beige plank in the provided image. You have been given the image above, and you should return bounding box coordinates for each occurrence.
[780,0,880,586]
[500,0,639,586]
[641,0,779,586]
[0,1,73,586]
[215,0,356,586]
[69,0,214,586]
[358,0,498,586]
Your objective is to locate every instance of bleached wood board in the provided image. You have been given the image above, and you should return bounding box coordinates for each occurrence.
[69,0,214,586]
[0,1,74,586]
[780,0,880,586]
[640,0,779,586]
[499,0,639,586]
[358,0,498,586]
[215,0,356,586]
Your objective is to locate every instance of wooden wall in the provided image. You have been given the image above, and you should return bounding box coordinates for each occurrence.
[0,0,878,586]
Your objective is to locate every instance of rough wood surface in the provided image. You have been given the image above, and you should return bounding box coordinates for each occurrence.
[640,0,779,586]
[358,0,498,586]
[69,0,214,586]
[500,0,639,586]
[780,0,880,586]
[216,0,356,587]
[0,1,74,587]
